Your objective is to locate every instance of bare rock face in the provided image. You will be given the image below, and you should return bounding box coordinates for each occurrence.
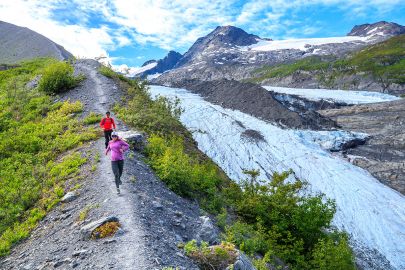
[0,21,73,64]
[320,98,405,194]
[195,216,219,244]
[230,253,257,270]
[118,130,146,151]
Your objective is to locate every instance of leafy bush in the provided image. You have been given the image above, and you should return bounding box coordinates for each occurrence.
[84,112,103,125]
[145,134,225,212]
[311,233,355,270]
[224,170,353,270]
[184,240,238,270]
[38,61,83,93]
[114,85,184,136]
[98,65,116,78]
[98,65,137,86]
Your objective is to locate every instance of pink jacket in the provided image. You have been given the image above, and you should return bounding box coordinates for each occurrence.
[105,139,129,161]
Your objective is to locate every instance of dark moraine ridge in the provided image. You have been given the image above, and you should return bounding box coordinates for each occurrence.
[167,79,337,130]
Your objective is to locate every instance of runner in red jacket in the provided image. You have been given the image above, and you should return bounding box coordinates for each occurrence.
[100,111,116,148]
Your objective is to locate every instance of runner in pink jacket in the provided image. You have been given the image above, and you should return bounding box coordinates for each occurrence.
[105,132,129,194]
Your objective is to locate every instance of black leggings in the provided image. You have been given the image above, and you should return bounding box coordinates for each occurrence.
[104,130,113,149]
[111,160,124,188]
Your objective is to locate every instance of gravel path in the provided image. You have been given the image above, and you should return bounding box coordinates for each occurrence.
[0,59,202,270]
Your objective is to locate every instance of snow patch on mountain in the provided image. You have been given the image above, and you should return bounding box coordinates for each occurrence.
[147,73,162,80]
[264,86,400,104]
[149,85,405,270]
[113,62,157,77]
[240,36,369,52]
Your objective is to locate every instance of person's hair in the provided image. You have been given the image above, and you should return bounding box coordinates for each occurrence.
[106,111,110,115]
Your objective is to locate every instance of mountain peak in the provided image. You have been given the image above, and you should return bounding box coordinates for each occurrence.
[141,59,157,67]
[207,25,260,46]
[348,21,405,37]
[137,50,182,77]
[175,25,260,68]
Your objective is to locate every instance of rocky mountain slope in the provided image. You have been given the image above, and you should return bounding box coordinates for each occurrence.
[320,99,405,194]
[138,50,182,78]
[153,21,404,87]
[252,34,405,95]
[0,21,73,64]
[117,51,182,78]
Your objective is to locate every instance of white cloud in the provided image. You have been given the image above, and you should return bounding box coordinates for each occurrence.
[0,0,114,58]
[106,0,236,49]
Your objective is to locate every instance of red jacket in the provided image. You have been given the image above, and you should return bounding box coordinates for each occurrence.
[100,117,116,130]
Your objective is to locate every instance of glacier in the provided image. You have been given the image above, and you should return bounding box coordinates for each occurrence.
[263,86,400,104]
[149,85,405,269]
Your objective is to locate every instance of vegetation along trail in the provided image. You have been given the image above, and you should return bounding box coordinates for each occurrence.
[1,59,201,269]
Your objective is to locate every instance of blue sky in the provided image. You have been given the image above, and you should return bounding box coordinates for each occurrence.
[0,0,404,68]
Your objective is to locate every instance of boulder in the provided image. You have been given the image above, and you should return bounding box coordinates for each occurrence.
[152,200,163,210]
[195,216,219,244]
[25,75,41,89]
[118,131,146,151]
[61,191,77,203]
[80,216,119,239]
[228,253,257,270]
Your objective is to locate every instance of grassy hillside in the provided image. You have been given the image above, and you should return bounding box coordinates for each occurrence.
[249,35,405,91]
[101,66,355,269]
[0,58,98,255]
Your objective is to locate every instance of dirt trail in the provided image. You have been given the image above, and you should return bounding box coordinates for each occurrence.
[1,59,200,270]
[80,61,150,268]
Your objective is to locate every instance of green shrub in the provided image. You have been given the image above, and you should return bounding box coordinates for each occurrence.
[145,134,224,212]
[98,65,116,78]
[38,61,82,93]
[98,65,137,86]
[311,233,355,270]
[184,240,238,270]
[223,170,353,270]
[114,85,184,136]
[84,112,103,125]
